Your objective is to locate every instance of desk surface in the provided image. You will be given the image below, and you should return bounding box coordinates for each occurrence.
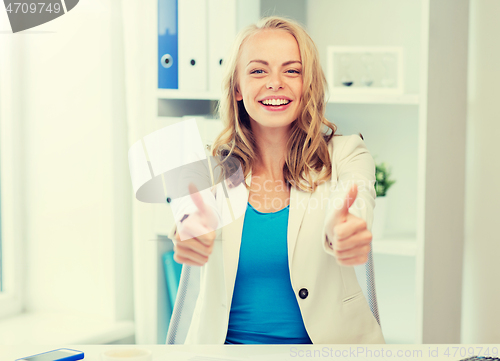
[3,344,499,361]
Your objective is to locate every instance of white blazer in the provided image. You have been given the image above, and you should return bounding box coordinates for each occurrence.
[168,134,385,344]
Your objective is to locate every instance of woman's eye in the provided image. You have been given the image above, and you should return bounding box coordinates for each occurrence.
[286,69,301,74]
[250,69,264,74]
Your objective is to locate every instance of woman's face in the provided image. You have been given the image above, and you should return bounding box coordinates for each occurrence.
[235,29,303,131]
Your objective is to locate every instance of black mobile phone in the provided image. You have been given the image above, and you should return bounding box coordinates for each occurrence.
[16,348,84,361]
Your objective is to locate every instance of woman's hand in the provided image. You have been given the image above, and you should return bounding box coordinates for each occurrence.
[173,183,218,267]
[329,184,373,266]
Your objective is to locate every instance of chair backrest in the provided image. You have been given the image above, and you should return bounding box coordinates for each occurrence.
[166,265,201,344]
[354,246,381,325]
[166,247,380,344]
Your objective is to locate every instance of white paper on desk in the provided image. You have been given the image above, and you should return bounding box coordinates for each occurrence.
[158,352,248,361]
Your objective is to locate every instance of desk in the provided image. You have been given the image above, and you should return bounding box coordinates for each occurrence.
[3,344,499,361]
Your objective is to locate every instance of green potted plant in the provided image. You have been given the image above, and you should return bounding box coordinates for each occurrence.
[372,161,396,239]
[375,162,396,197]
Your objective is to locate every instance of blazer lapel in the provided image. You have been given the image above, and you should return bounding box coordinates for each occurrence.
[222,171,252,309]
[288,183,311,269]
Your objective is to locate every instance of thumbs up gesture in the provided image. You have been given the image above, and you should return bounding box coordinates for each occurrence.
[329,184,373,266]
[173,183,218,266]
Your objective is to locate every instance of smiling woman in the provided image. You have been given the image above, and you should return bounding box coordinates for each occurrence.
[213,17,335,193]
[170,16,382,345]
[235,30,303,130]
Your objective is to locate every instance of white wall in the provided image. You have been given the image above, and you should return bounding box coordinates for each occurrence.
[461,0,500,343]
[6,0,133,322]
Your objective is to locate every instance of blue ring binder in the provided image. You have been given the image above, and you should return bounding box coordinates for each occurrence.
[158,0,179,89]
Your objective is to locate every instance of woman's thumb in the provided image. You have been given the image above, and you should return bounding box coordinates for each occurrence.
[188,183,218,230]
[334,183,358,223]
[188,183,206,213]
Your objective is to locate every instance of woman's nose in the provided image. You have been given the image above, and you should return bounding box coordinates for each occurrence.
[266,73,283,90]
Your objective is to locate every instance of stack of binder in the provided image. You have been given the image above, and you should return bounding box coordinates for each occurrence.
[158,0,260,92]
[158,0,179,89]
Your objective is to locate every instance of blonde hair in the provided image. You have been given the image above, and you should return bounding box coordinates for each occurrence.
[211,16,337,192]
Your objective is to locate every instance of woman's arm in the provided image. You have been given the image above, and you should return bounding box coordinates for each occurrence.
[321,134,377,263]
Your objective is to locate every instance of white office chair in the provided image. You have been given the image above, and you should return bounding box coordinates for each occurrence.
[166,246,381,344]
[354,246,381,325]
[166,264,201,344]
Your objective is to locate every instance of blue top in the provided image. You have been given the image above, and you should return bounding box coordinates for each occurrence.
[224,202,312,344]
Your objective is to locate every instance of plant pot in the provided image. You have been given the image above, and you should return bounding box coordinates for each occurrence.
[371,196,388,240]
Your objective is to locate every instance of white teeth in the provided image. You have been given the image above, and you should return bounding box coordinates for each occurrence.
[261,99,290,106]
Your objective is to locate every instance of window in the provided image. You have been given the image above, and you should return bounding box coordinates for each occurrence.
[0,177,3,292]
[0,35,23,320]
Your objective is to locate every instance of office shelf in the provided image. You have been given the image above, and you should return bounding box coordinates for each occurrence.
[157,89,420,105]
[128,0,468,345]
[157,89,222,101]
[328,93,419,105]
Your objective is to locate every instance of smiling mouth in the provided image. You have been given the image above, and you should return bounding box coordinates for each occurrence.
[259,99,291,106]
